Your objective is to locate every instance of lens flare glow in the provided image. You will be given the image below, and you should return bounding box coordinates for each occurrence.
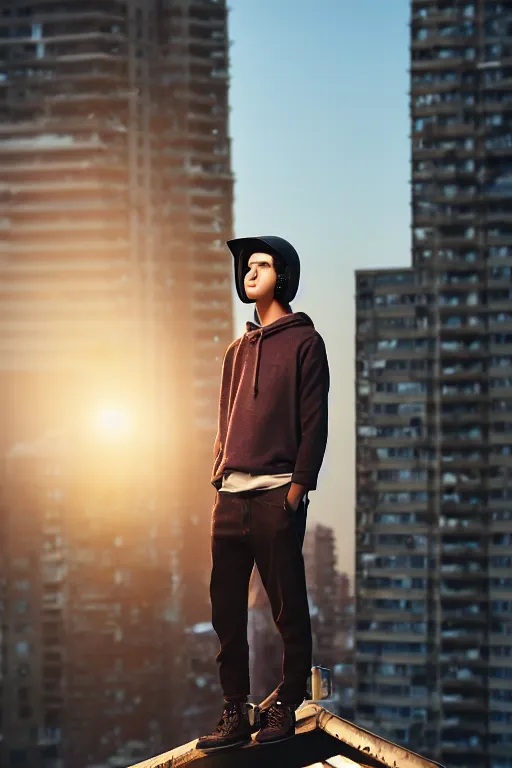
[92,405,134,441]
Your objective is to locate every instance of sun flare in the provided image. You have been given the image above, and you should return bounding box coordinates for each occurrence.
[92,405,134,441]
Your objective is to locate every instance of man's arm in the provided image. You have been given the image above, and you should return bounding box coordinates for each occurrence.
[212,343,236,462]
[288,334,330,502]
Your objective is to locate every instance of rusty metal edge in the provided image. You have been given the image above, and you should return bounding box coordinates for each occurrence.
[126,706,319,768]
[315,707,445,768]
[127,704,445,768]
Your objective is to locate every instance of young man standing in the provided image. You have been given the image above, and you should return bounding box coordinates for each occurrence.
[196,236,330,751]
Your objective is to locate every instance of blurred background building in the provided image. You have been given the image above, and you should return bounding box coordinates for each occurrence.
[304,525,354,719]
[0,1,233,766]
[304,525,345,673]
[245,524,354,717]
[355,2,512,767]
[0,429,178,767]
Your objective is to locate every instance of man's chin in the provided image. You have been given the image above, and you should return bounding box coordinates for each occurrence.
[245,289,272,303]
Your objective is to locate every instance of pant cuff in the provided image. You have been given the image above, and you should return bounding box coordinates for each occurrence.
[223,694,248,703]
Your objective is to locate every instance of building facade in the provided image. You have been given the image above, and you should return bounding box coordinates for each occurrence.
[304,525,354,719]
[0,1,233,766]
[0,0,233,556]
[304,524,341,673]
[0,431,177,768]
[355,2,512,767]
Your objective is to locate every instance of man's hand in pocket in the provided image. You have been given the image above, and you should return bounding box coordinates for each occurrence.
[286,483,306,512]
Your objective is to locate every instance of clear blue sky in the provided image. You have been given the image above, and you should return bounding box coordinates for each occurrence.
[228,0,411,578]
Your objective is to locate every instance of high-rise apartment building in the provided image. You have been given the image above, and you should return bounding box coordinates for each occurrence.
[304,524,340,672]
[355,3,512,767]
[0,0,233,531]
[0,1,233,766]
[304,525,354,719]
[0,430,179,768]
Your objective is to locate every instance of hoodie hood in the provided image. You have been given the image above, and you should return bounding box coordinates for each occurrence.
[237,312,314,396]
[245,311,313,336]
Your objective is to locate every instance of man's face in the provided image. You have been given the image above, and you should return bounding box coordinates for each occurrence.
[244,252,277,303]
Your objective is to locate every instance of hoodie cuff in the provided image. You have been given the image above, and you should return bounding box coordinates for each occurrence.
[291,470,317,491]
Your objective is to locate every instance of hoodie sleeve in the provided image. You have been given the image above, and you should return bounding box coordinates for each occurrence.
[292,333,330,491]
[213,341,238,457]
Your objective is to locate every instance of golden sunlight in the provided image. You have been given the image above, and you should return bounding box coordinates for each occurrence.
[92,404,134,442]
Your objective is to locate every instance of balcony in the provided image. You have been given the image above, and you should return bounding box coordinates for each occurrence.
[36,727,62,747]
[411,55,471,71]
[439,320,487,335]
[189,68,229,84]
[441,608,488,626]
[187,16,225,30]
[0,6,125,24]
[440,543,487,558]
[0,133,109,152]
[412,166,476,182]
[440,582,487,597]
[442,694,488,712]
[411,7,461,23]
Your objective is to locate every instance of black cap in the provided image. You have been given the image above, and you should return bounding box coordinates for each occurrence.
[226,235,301,305]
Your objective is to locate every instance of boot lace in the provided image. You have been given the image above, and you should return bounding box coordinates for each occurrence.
[214,706,239,736]
[266,704,289,730]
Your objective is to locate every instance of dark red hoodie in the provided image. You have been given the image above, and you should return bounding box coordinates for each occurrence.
[211,312,329,491]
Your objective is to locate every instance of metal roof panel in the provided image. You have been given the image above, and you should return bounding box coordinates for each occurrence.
[128,704,445,768]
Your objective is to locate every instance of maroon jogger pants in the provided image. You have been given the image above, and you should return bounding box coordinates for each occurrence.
[209,482,312,706]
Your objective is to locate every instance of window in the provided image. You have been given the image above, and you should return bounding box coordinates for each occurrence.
[492,377,512,388]
[376,425,423,439]
[438,48,461,59]
[493,334,512,345]
[415,28,429,41]
[492,556,512,567]
[487,133,512,150]
[492,356,512,369]
[490,246,512,259]
[380,491,428,505]
[373,403,425,416]
[16,641,29,657]
[491,267,512,279]
[377,338,432,352]
[486,43,502,61]
[375,382,427,395]
[490,733,512,745]
[376,469,427,482]
[9,752,28,766]
[492,510,512,522]
[440,25,459,37]
[374,272,414,286]
[491,690,512,703]
[492,579,512,590]
[490,312,512,324]
[378,534,427,549]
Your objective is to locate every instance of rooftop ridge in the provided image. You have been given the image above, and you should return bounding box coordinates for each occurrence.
[127,704,445,768]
